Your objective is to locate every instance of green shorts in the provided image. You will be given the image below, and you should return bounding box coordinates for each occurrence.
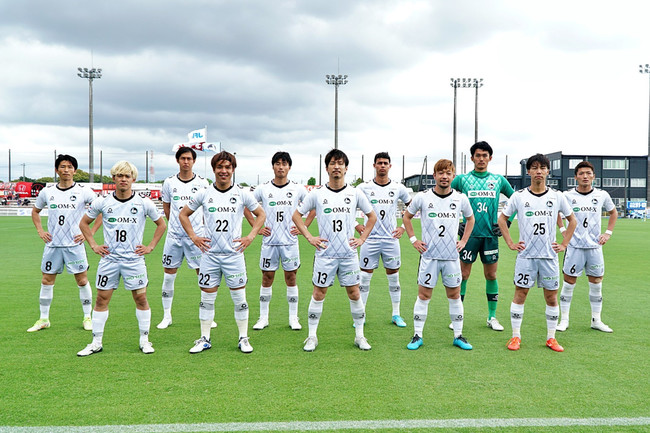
[459,237,499,265]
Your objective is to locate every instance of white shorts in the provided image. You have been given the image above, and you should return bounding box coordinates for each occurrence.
[259,243,300,272]
[359,238,401,270]
[41,244,89,275]
[417,257,462,289]
[199,253,247,289]
[96,258,148,291]
[562,247,605,278]
[514,256,560,290]
[312,256,361,288]
[162,236,202,269]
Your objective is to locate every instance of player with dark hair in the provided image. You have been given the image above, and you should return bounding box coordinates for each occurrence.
[450,141,514,331]
[156,147,211,329]
[356,152,411,327]
[180,151,266,354]
[499,153,577,352]
[556,160,618,332]
[403,159,475,351]
[28,154,99,333]
[292,148,377,351]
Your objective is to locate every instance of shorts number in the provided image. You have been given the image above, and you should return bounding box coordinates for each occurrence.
[424,273,432,285]
[45,261,52,271]
[570,264,576,274]
[533,223,546,235]
[362,257,369,267]
[276,211,284,223]
[583,218,588,228]
[438,225,446,237]
[332,220,343,232]
[199,273,211,286]
[316,272,328,286]
[162,255,172,266]
[379,210,386,220]
[97,275,109,288]
[516,273,530,286]
[262,258,271,268]
[215,220,229,232]
[58,215,65,226]
[461,250,473,261]
[115,230,127,242]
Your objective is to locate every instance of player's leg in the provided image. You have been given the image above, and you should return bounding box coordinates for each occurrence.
[540,259,563,352]
[382,240,405,327]
[508,256,534,350]
[408,258,436,350]
[28,247,62,332]
[557,247,581,331]
[190,255,220,353]
[346,283,371,350]
[305,285,327,351]
[63,244,93,329]
[255,244,278,330]
[158,268,178,329]
[132,287,154,354]
[359,241,378,307]
[586,249,611,332]
[77,262,115,356]
[284,268,301,330]
[442,260,472,350]
[231,285,253,353]
[73,271,93,330]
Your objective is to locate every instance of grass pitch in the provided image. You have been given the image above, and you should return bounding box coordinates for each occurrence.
[0,216,648,432]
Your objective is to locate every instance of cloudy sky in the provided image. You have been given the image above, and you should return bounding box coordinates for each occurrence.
[1,0,649,186]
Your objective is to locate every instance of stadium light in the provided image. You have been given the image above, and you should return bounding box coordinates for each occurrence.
[639,64,650,205]
[471,78,484,143]
[77,66,102,183]
[326,74,348,149]
[450,78,472,167]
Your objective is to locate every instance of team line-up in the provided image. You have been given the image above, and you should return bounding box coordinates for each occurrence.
[27,142,617,356]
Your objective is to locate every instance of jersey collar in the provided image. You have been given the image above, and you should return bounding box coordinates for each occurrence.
[176,173,197,184]
[213,184,234,193]
[56,182,77,192]
[112,191,136,203]
[326,183,347,193]
[271,180,290,189]
[575,187,594,196]
[526,187,549,197]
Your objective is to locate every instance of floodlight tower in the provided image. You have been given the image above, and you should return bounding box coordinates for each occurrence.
[77,67,102,183]
[326,74,348,149]
[639,64,650,203]
[471,78,484,143]
[450,78,472,167]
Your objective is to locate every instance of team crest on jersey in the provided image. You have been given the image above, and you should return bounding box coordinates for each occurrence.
[487,181,496,190]
[344,197,351,204]
[70,195,77,201]
[230,197,237,204]
[592,198,598,205]
[191,187,198,193]
[450,202,457,210]
[131,207,138,214]
[287,192,293,198]
[389,191,395,197]
[546,201,553,208]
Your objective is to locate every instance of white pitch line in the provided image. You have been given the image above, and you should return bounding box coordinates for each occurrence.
[1,418,650,433]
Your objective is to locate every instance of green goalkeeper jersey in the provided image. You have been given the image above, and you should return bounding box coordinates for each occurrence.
[451,170,514,238]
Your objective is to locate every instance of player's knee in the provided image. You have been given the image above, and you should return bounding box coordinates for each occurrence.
[588,276,603,284]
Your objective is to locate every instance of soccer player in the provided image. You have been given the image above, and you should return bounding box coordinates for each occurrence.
[292,148,377,352]
[498,153,577,352]
[245,151,315,331]
[77,161,166,356]
[356,152,411,327]
[451,141,514,331]
[556,161,618,333]
[156,147,211,329]
[403,159,475,351]
[180,151,266,354]
[28,154,98,333]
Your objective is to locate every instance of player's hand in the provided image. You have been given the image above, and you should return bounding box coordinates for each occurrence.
[598,233,611,245]
[456,239,467,252]
[135,244,154,256]
[260,227,271,237]
[552,242,567,253]
[234,235,254,252]
[290,226,300,236]
[308,236,328,251]
[392,227,405,239]
[508,241,525,252]
[91,244,110,257]
[355,224,364,235]
[191,236,211,253]
[38,231,52,243]
[73,234,85,244]
[349,237,365,248]
[412,240,427,254]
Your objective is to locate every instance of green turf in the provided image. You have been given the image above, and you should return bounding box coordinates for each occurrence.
[0,216,648,432]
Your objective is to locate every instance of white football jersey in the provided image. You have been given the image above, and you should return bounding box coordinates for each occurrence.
[161,173,208,238]
[253,180,307,246]
[563,188,615,249]
[297,184,374,259]
[407,189,473,260]
[86,192,162,261]
[35,183,97,247]
[187,184,259,255]
[502,188,573,259]
[357,179,411,240]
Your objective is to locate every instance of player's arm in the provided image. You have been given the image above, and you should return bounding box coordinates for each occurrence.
[80,214,109,257]
[31,206,51,243]
[292,209,326,250]
[235,206,266,252]
[554,213,577,252]
[179,206,210,252]
[499,212,524,252]
[136,216,167,256]
[163,201,171,221]
[291,209,316,235]
[457,214,474,251]
[599,207,618,245]
[403,209,426,254]
[90,213,103,236]
[351,210,376,248]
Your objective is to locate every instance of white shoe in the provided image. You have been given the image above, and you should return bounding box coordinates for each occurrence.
[303,336,318,352]
[189,336,211,354]
[556,320,569,332]
[211,321,218,329]
[77,341,103,357]
[27,318,50,333]
[156,317,172,329]
[487,317,505,331]
[591,320,613,333]
[140,341,155,354]
[253,318,269,330]
[238,337,253,353]
[289,316,302,330]
[82,317,92,331]
[354,336,372,351]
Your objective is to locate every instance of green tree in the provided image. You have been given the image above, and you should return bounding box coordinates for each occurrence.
[351,177,364,187]
[307,177,316,185]
[36,177,55,183]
